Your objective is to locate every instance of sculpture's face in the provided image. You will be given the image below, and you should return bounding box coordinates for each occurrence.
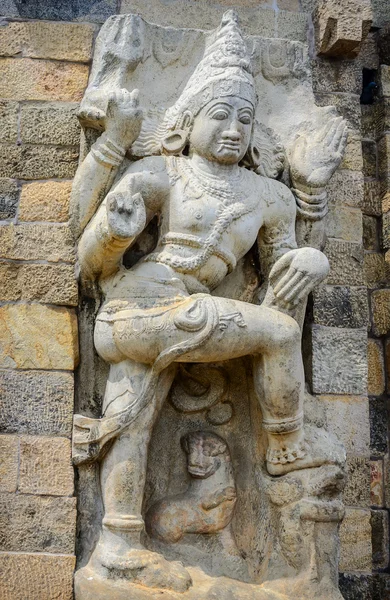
[189,96,254,165]
[185,434,224,479]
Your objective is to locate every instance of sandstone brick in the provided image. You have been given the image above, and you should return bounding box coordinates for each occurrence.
[363,253,390,288]
[371,509,389,569]
[371,460,384,506]
[343,456,370,507]
[0,144,78,179]
[0,223,75,263]
[19,436,73,496]
[368,339,385,396]
[381,65,390,98]
[0,21,94,62]
[325,204,362,242]
[0,369,74,436]
[369,397,388,456]
[386,338,390,393]
[311,326,367,395]
[383,190,390,214]
[362,140,377,178]
[318,395,370,456]
[0,58,88,102]
[341,134,363,171]
[0,553,75,600]
[20,104,81,146]
[0,100,18,143]
[5,0,117,22]
[326,170,364,209]
[339,574,373,600]
[363,215,379,251]
[384,455,390,508]
[357,32,380,71]
[371,289,390,336]
[0,178,19,220]
[0,263,78,305]
[383,212,390,250]
[19,180,72,222]
[0,304,78,370]
[311,58,361,95]
[378,134,390,177]
[363,179,382,217]
[312,285,368,329]
[0,435,18,493]
[339,508,372,572]
[0,493,76,553]
[324,239,364,286]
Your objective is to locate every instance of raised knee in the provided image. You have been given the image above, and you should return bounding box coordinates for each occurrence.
[267,314,301,351]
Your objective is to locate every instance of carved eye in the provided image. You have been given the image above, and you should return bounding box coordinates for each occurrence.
[212,111,228,121]
[239,115,252,125]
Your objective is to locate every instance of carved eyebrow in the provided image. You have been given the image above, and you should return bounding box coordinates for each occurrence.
[206,102,233,115]
[238,107,254,116]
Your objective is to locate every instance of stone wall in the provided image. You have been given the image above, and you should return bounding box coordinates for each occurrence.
[0,1,389,599]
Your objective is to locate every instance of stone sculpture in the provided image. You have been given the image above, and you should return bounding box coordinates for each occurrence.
[71,10,348,599]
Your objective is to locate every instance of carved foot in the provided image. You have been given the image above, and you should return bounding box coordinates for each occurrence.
[266,424,345,476]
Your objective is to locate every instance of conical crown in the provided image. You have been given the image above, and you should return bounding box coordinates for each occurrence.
[165,10,256,130]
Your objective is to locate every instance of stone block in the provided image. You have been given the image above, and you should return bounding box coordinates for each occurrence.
[383,212,390,250]
[363,179,382,217]
[341,134,363,172]
[325,204,362,242]
[371,289,390,336]
[313,0,372,58]
[371,460,384,507]
[19,180,72,223]
[0,178,19,220]
[0,492,76,553]
[19,436,73,496]
[311,58,362,95]
[20,104,81,146]
[0,304,79,370]
[317,395,370,456]
[371,509,389,569]
[363,253,390,289]
[0,100,18,143]
[370,398,388,456]
[378,25,390,65]
[0,21,94,62]
[0,144,79,179]
[343,456,370,507]
[339,574,373,600]
[0,263,78,306]
[311,326,367,395]
[312,285,368,329]
[339,508,372,572]
[0,435,18,493]
[0,58,89,102]
[386,338,390,393]
[0,223,75,263]
[326,170,364,209]
[315,93,361,132]
[324,239,364,286]
[0,553,75,600]
[0,369,74,436]
[362,140,377,178]
[357,32,380,71]
[363,215,379,251]
[378,134,390,177]
[384,190,390,214]
[368,339,385,397]
[380,65,390,98]
[384,456,390,508]
[2,0,117,22]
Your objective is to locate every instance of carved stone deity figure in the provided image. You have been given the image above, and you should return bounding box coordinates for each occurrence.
[71,11,348,600]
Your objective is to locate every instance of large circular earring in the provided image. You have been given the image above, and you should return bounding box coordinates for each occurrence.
[161,129,188,155]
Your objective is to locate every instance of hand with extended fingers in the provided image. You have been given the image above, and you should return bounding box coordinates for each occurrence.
[289,116,348,191]
[106,191,146,239]
[104,88,143,151]
[269,248,329,308]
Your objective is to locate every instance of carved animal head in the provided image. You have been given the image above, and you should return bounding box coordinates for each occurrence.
[181,431,231,479]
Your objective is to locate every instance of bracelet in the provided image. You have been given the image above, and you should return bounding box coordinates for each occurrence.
[91,137,126,168]
[292,187,328,221]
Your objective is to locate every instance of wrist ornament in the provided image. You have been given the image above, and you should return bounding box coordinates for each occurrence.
[91,137,126,168]
[292,186,328,221]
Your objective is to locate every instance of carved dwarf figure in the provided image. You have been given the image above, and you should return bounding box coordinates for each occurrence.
[71,11,347,593]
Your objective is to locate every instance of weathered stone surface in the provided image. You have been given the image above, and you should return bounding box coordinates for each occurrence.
[0,263,78,305]
[0,144,78,179]
[0,435,18,493]
[363,179,382,217]
[384,456,390,508]
[363,253,390,288]
[312,285,368,329]
[311,326,367,394]
[325,204,362,242]
[0,492,76,553]
[371,509,389,569]
[1,0,117,22]
[19,180,72,223]
[311,58,361,95]
[276,10,307,43]
[0,178,19,220]
[0,58,89,102]
[371,460,384,507]
[370,398,388,456]
[19,436,73,496]
[341,134,363,171]
[0,21,95,62]
[313,0,372,58]
[318,395,370,456]
[378,25,390,65]
[339,574,372,600]
[343,456,370,507]
[315,93,361,131]
[383,212,390,250]
[0,369,74,436]
[326,170,363,209]
[380,65,390,98]
[0,100,18,143]
[0,304,78,370]
[363,215,379,251]
[20,104,81,146]
[357,31,380,71]
[362,140,377,178]
[324,239,364,286]
[378,134,390,177]
[0,224,75,263]
[368,339,385,396]
[0,552,75,600]
[371,289,390,336]
[339,508,372,572]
